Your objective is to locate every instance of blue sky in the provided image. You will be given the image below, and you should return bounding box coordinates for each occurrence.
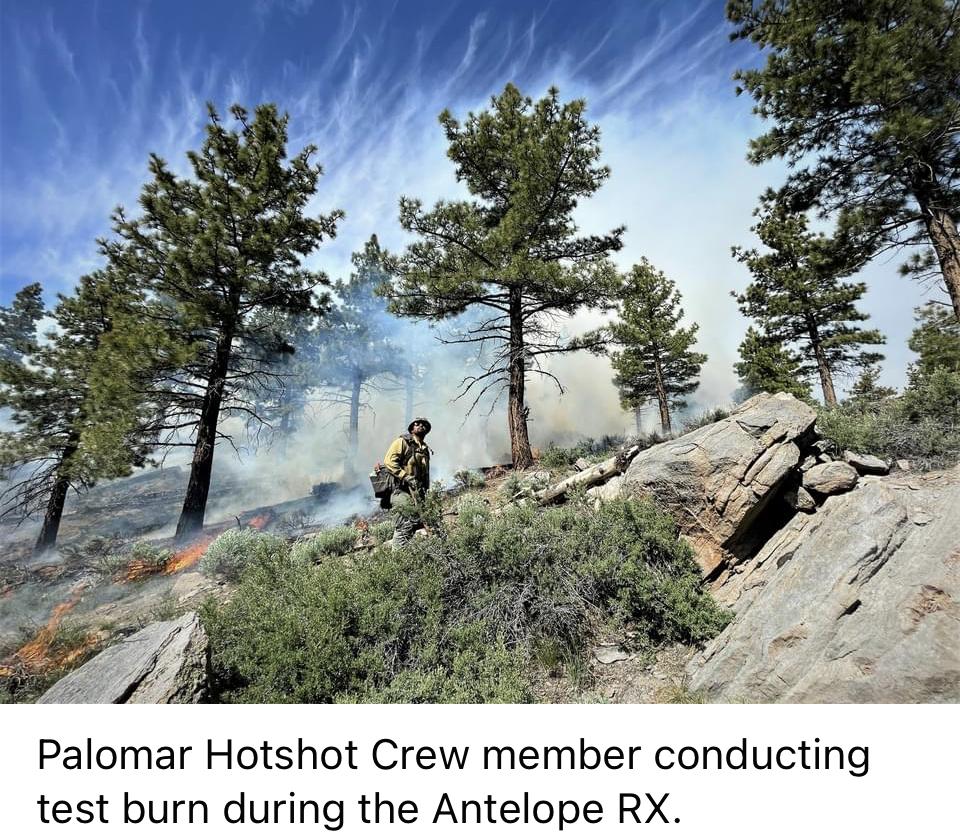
[0,0,928,420]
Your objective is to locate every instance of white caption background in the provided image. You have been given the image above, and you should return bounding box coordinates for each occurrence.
[2,703,955,836]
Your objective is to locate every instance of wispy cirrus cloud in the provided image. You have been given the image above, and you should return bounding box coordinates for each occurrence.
[0,0,924,432]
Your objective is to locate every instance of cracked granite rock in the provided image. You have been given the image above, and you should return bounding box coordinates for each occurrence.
[620,392,816,576]
[687,469,960,702]
[39,612,209,704]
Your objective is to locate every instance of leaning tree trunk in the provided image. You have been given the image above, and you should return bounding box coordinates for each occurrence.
[806,317,837,407]
[34,445,77,556]
[507,288,534,470]
[652,351,672,434]
[914,177,960,321]
[175,327,233,542]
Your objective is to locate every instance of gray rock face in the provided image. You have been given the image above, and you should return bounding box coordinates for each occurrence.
[39,612,209,704]
[620,392,816,575]
[843,450,890,475]
[688,469,960,702]
[802,461,859,494]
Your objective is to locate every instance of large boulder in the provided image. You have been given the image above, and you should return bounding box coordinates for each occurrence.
[38,612,209,704]
[843,450,890,475]
[620,392,817,576]
[802,461,859,495]
[687,469,960,702]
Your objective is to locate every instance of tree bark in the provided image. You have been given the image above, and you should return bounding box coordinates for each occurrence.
[634,406,643,436]
[175,327,233,542]
[34,449,76,556]
[507,288,534,469]
[535,445,641,505]
[805,316,837,406]
[652,350,672,434]
[922,205,960,321]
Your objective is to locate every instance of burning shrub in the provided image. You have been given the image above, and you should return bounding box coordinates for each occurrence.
[102,541,173,581]
[199,528,288,582]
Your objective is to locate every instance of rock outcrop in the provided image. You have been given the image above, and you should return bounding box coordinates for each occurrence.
[618,392,817,576]
[687,469,960,702]
[39,612,209,704]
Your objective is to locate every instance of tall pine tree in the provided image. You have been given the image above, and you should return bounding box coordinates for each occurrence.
[104,104,341,540]
[316,236,409,475]
[732,204,885,405]
[378,84,623,468]
[728,0,960,318]
[0,273,179,553]
[603,261,707,434]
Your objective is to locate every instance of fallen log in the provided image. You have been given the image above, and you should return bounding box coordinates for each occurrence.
[535,445,640,505]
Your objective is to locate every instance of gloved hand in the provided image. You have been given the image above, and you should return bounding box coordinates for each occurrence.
[403,475,420,493]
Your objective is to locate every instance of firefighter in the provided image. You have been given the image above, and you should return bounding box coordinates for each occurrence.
[382,417,432,548]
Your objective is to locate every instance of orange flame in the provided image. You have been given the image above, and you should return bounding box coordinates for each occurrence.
[0,582,89,675]
[118,532,219,582]
[247,513,272,530]
[163,533,218,575]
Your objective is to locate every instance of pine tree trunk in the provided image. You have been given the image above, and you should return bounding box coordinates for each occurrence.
[923,207,960,321]
[634,406,643,436]
[913,178,960,320]
[652,351,672,434]
[806,317,837,406]
[175,328,233,542]
[33,452,75,556]
[507,288,534,469]
[347,373,362,475]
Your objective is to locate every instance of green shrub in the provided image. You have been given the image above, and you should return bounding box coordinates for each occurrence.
[817,394,960,470]
[370,520,395,545]
[538,436,624,470]
[453,469,486,490]
[289,526,358,564]
[199,528,289,581]
[201,496,729,703]
[97,541,172,577]
[680,407,730,434]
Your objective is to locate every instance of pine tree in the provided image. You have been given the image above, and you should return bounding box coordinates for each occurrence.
[378,84,623,468]
[0,273,178,553]
[0,284,44,364]
[604,261,707,434]
[316,236,409,475]
[846,363,897,409]
[728,0,960,318]
[734,326,812,400]
[903,301,960,424]
[908,302,960,375]
[732,204,885,406]
[103,104,342,540]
